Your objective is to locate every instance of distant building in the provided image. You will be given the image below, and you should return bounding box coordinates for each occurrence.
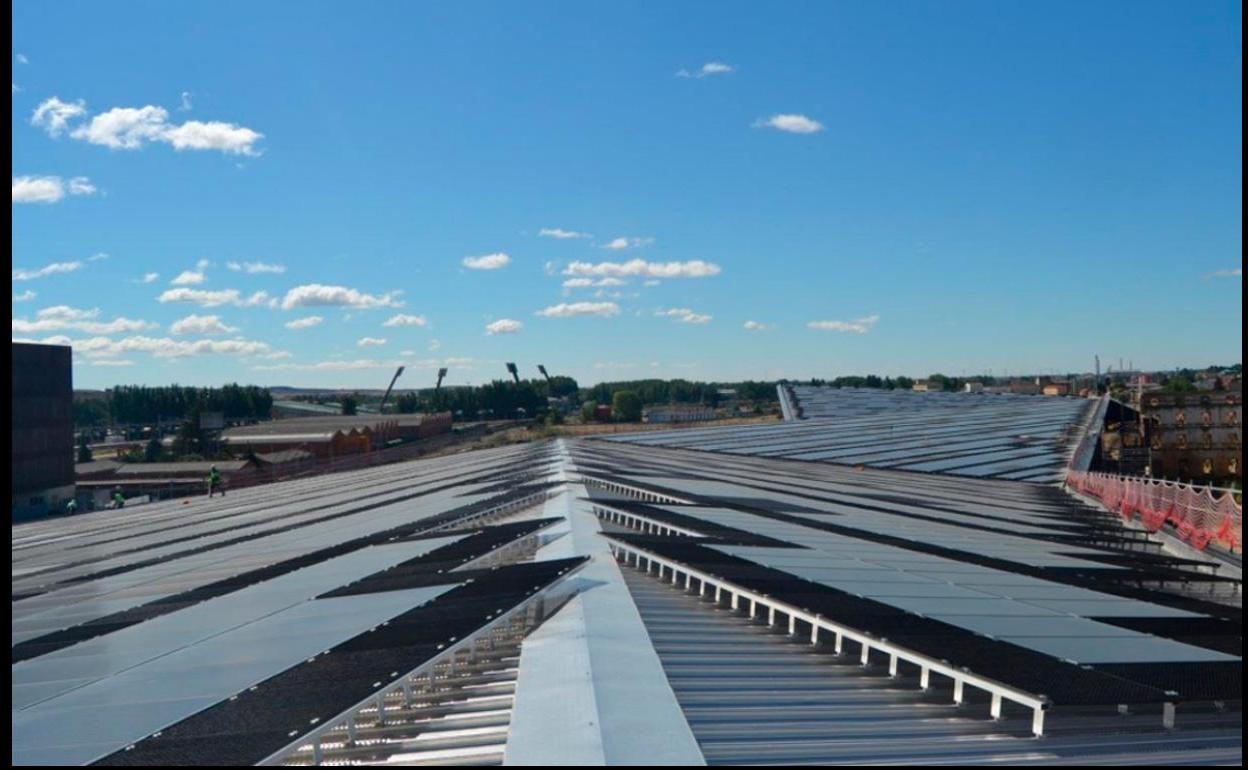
[1138,391,1242,484]
[1009,379,1041,395]
[12,343,75,521]
[963,381,984,394]
[1042,382,1071,397]
[221,413,451,458]
[911,381,931,392]
[643,405,717,424]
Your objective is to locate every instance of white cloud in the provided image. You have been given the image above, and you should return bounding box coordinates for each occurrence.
[807,314,880,334]
[428,339,442,352]
[463,252,511,270]
[357,337,387,347]
[743,320,773,331]
[91,359,135,367]
[164,120,264,155]
[87,251,108,262]
[485,318,523,335]
[601,236,654,251]
[31,97,88,137]
[285,315,324,330]
[1210,267,1242,278]
[657,307,712,324]
[13,260,84,280]
[36,305,99,321]
[141,272,160,284]
[563,259,720,279]
[171,270,206,286]
[13,290,37,302]
[562,277,627,289]
[536,301,620,318]
[13,311,157,335]
[539,227,591,239]
[12,83,19,94]
[280,284,403,310]
[180,91,193,111]
[756,114,824,134]
[12,175,97,204]
[228,260,285,274]
[677,61,736,78]
[66,103,264,155]
[382,314,429,328]
[643,279,661,287]
[170,314,239,335]
[158,288,243,307]
[23,334,271,360]
[16,54,29,65]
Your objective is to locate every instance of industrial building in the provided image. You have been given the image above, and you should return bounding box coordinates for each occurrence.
[12,381,1242,765]
[11,343,75,521]
[220,412,451,458]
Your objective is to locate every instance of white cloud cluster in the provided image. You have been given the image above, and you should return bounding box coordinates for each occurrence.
[462,252,511,270]
[656,307,712,324]
[1210,267,1242,278]
[382,314,429,328]
[13,260,84,280]
[13,290,37,302]
[227,261,285,274]
[743,320,773,331]
[485,318,522,335]
[357,337,387,347]
[536,302,620,318]
[279,284,403,310]
[140,272,160,284]
[170,314,239,335]
[539,228,591,239]
[158,288,277,308]
[12,175,97,204]
[676,62,735,79]
[13,309,159,335]
[807,314,880,334]
[30,97,87,136]
[563,259,720,279]
[32,98,264,156]
[68,335,273,358]
[601,236,654,251]
[285,316,324,330]
[756,114,824,134]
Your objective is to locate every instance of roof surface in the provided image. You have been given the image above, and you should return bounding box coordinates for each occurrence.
[11,390,1242,766]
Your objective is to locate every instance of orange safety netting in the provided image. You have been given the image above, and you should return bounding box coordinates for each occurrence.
[1066,471,1242,553]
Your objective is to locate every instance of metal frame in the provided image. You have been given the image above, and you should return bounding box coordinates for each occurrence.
[606,537,1069,736]
[579,476,692,505]
[257,558,588,765]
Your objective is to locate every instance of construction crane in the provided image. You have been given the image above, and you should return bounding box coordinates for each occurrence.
[435,367,448,391]
[378,366,405,414]
[537,364,550,381]
[506,362,520,384]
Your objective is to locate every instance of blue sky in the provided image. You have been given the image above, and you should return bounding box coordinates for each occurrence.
[12,0,1242,389]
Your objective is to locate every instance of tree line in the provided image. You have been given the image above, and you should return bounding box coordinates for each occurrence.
[74,384,274,429]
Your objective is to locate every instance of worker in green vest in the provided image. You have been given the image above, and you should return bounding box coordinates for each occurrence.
[66,498,78,515]
[112,488,126,509]
[207,465,223,498]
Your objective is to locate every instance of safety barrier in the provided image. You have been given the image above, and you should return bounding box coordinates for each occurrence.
[1066,471,1242,554]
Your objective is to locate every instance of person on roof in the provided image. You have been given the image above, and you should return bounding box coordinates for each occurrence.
[111,488,126,509]
[207,465,224,498]
[65,498,78,515]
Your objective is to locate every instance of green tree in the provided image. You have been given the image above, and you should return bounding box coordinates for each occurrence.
[612,390,642,422]
[77,435,93,463]
[341,394,359,415]
[144,437,164,463]
[581,400,599,422]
